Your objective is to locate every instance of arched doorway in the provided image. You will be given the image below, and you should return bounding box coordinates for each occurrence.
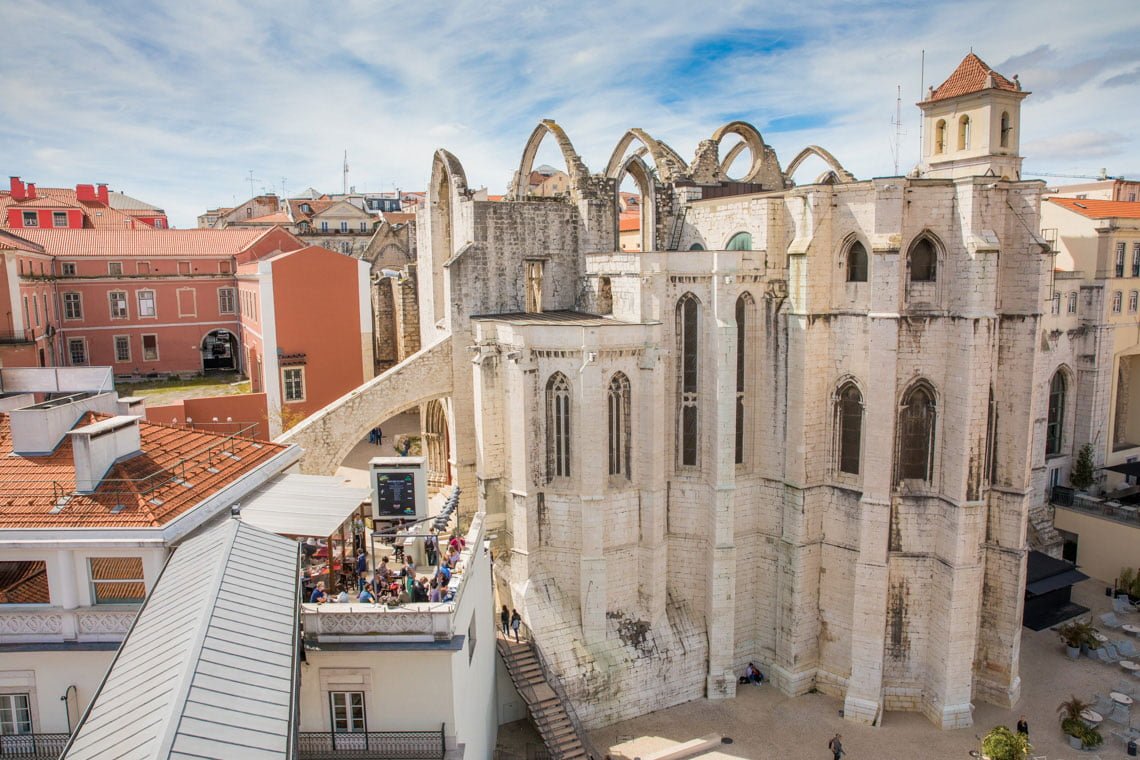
[202,329,238,372]
[423,398,452,490]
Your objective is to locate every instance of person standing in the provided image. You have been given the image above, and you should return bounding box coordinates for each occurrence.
[1016,715,1029,738]
[356,549,369,591]
[500,605,510,635]
[828,733,844,760]
[425,530,438,567]
[510,609,522,642]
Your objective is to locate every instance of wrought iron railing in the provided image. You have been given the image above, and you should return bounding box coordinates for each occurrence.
[0,732,70,758]
[297,726,445,759]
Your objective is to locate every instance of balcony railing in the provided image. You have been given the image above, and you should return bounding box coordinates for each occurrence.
[1053,490,1140,527]
[0,733,70,758]
[0,329,34,345]
[297,727,445,759]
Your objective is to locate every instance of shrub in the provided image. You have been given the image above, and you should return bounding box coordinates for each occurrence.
[981,725,1031,760]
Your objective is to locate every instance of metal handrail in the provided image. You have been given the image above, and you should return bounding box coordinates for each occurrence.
[297,726,444,759]
[513,619,603,760]
[0,732,70,758]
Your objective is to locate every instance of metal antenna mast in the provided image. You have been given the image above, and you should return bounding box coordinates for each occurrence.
[891,85,904,175]
[247,170,257,198]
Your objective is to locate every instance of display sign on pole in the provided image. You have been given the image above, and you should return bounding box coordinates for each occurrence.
[369,456,427,520]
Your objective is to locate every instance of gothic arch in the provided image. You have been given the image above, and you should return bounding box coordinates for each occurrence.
[510,119,590,200]
[428,150,468,326]
[424,398,452,488]
[605,128,689,182]
[784,145,856,185]
[429,149,470,206]
[710,121,785,185]
[905,231,945,283]
[613,152,657,252]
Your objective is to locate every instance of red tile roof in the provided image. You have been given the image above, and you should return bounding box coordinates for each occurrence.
[13,228,281,257]
[619,214,641,232]
[382,212,415,225]
[0,229,47,254]
[241,212,293,225]
[0,188,153,230]
[287,198,336,223]
[1047,197,1140,220]
[0,560,49,603]
[0,413,288,529]
[928,53,1022,102]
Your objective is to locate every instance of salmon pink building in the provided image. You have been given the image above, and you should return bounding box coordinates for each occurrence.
[2,177,166,230]
[237,244,373,436]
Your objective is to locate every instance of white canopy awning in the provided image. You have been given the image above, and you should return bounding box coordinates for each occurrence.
[239,473,369,538]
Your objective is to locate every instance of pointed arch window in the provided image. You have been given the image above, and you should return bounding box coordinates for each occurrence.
[546,373,571,479]
[726,232,752,251]
[608,373,631,478]
[835,381,863,475]
[735,294,753,464]
[1046,370,1066,456]
[846,241,868,282]
[897,382,937,482]
[908,238,937,282]
[677,294,700,467]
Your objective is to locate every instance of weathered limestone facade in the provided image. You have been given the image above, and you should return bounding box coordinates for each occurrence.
[285,54,1052,732]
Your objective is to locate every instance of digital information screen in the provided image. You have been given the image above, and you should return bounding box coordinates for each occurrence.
[375,472,417,516]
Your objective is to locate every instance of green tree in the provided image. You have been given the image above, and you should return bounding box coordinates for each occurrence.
[1070,442,1096,491]
[981,725,1031,760]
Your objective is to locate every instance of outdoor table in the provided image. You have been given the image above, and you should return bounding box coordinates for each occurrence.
[1111,691,1134,705]
[1122,660,1140,673]
[1123,624,1140,635]
[1080,708,1103,725]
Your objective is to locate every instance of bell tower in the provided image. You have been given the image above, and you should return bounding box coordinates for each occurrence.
[918,53,1029,180]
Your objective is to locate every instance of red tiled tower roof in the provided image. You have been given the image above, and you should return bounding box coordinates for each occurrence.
[928,53,1022,102]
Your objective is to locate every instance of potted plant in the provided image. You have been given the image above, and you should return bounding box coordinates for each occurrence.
[980,725,1031,760]
[1120,567,1136,598]
[1058,695,1094,750]
[1058,621,1091,658]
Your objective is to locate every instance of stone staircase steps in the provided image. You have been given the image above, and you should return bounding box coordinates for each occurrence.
[497,634,591,760]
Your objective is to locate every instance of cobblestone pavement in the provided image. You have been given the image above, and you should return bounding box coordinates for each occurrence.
[589,578,1136,759]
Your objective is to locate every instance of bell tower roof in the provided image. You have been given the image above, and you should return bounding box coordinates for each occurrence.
[926,52,1027,103]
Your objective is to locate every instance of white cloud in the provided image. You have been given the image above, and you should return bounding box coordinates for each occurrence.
[1,0,1138,226]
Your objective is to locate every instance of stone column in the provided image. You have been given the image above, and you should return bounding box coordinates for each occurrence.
[53,550,78,640]
[638,344,668,625]
[579,350,607,644]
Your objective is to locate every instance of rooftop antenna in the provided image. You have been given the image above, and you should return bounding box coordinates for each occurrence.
[247,169,257,198]
[281,177,287,197]
[918,49,925,165]
[890,84,906,175]
[343,151,349,196]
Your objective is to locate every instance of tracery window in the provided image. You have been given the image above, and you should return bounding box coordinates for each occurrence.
[546,373,571,479]
[677,293,700,467]
[607,373,631,478]
[908,238,937,282]
[1046,370,1067,456]
[897,382,936,482]
[846,241,868,282]
[835,381,863,475]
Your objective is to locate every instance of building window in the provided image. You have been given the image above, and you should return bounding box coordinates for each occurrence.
[68,338,86,365]
[329,692,366,733]
[137,261,151,275]
[0,560,50,604]
[735,294,753,464]
[525,260,544,313]
[934,119,946,154]
[1067,291,1078,314]
[985,387,998,485]
[63,292,82,320]
[1131,291,1139,314]
[360,222,368,232]
[846,240,868,282]
[142,334,159,361]
[836,381,863,475]
[218,288,236,314]
[1046,370,1067,456]
[677,293,700,467]
[321,221,329,232]
[546,372,571,479]
[52,211,67,227]
[726,232,752,251]
[896,382,936,483]
[957,115,970,150]
[21,211,38,227]
[246,207,252,218]
[908,237,937,282]
[114,335,130,362]
[137,290,156,318]
[1133,243,1140,277]
[21,296,28,328]
[61,262,76,276]
[0,693,33,735]
[108,291,128,319]
[1051,291,1061,315]
[1117,243,1126,278]
[283,367,305,402]
[999,111,1011,148]
[608,372,631,478]
[1113,291,1123,314]
[340,221,348,232]
[32,295,39,327]
[108,262,123,276]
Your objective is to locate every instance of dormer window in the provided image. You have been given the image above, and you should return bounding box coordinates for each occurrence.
[300,203,312,214]
[21,211,38,227]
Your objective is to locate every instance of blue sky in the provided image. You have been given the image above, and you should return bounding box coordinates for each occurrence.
[1,0,1138,227]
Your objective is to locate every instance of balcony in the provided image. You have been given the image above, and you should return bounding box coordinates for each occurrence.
[0,733,69,758]
[297,728,445,759]
[0,329,34,345]
[0,605,137,644]
[1052,490,1140,527]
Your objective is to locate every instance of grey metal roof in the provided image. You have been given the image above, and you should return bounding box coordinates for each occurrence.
[238,473,369,538]
[63,517,299,760]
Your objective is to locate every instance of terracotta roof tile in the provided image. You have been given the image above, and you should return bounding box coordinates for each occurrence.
[241,212,292,225]
[928,53,1022,102]
[382,212,415,225]
[0,188,153,230]
[0,560,49,603]
[1047,197,1140,220]
[13,228,279,257]
[619,214,641,232]
[0,413,288,529]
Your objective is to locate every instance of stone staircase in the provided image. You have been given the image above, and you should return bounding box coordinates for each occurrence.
[497,633,591,760]
[1028,502,1064,558]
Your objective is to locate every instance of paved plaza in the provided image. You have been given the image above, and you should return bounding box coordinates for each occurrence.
[584,578,1138,759]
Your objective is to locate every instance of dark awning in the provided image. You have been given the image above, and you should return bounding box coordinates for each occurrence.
[1025,549,1089,596]
[1102,462,1140,477]
[1027,569,1090,596]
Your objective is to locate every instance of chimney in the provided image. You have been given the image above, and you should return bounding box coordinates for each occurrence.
[96,184,109,205]
[9,391,123,455]
[26,183,36,200]
[9,177,26,201]
[75,184,96,202]
[69,416,142,493]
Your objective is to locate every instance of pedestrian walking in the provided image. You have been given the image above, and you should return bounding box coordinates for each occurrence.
[510,609,521,642]
[828,733,844,760]
[500,605,510,635]
[1016,715,1028,738]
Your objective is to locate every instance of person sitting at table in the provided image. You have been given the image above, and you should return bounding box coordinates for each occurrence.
[446,546,460,569]
[449,533,465,554]
[357,585,376,603]
[428,578,441,603]
[436,563,451,587]
[309,581,328,604]
[414,576,429,603]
